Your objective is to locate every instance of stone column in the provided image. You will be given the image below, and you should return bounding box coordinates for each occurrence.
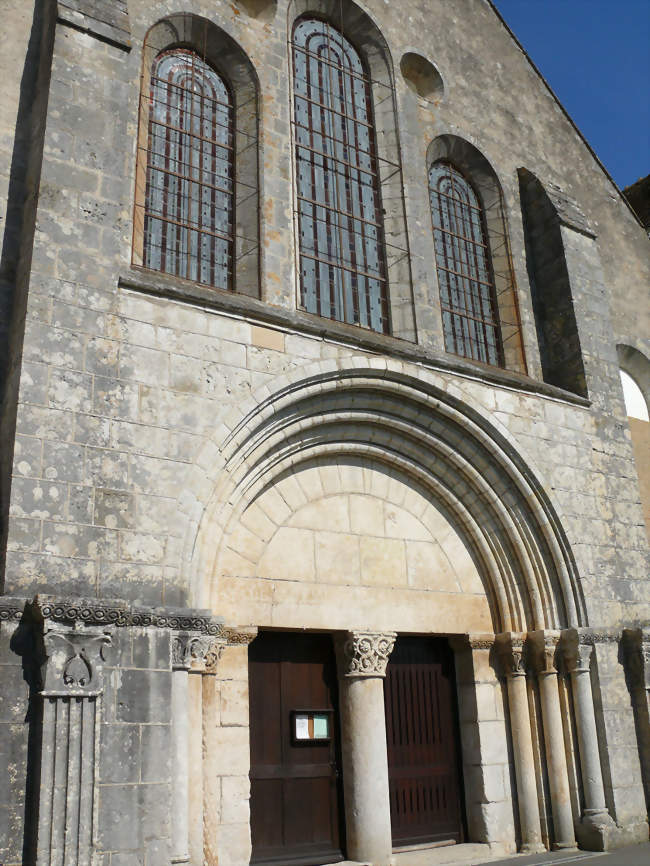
[37,623,112,866]
[532,631,576,849]
[202,639,226,866]
[563,631,614,848]
[171,634,193,865]
[497,633,545,854]
[336,631,396,866]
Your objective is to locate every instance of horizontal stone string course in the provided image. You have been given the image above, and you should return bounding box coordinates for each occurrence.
[1,595,225,635]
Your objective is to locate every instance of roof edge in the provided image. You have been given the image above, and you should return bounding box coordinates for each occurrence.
[486,0,645,232]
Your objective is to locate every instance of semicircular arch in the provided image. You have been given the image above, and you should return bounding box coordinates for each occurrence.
[182,358,586,633]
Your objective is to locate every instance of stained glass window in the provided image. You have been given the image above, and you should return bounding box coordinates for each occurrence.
[429,162,503,366]
[292,19,389,333]
[142,49,233,289]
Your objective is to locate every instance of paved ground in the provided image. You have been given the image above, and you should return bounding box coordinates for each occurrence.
[333,842,650,866]
[482,843,650,866]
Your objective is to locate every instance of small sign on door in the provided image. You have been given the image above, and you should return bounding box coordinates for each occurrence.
[292,710,332,742]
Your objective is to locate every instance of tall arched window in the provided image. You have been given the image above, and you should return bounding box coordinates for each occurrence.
[429,161,504,366]
[292,18,389,333]
[141,49,234,289]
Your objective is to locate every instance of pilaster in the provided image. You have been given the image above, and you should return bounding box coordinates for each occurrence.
[37,622,112,866]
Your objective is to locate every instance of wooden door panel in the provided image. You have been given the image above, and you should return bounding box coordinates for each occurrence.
[249,631,345,866]
[385,637,464,847]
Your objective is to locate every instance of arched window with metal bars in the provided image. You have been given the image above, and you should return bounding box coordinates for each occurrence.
[292,17,390,334]
[140,48,234,289]
[429,161,504,367]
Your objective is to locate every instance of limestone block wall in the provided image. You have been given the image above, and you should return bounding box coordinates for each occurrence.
[1,0,646,624]
[214,458,492,633]
[0,0,648,861]
[454,640,517,852]
[202,642,253,866]
[0,612,32,866]
[97,626,174,863]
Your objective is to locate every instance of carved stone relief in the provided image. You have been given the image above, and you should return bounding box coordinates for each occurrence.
[338,631,397,677]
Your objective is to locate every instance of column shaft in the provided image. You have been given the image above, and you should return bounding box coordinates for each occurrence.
[171,667,190,864]
[563,633,614,851]
[188,672,204,865]
[506,671,545,853]
[538,670,576,848]
[339,676,393,864]
[570,664,608,816]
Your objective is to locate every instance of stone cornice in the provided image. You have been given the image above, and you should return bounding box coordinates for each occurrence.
[57,0,131,51]
[0,596,23,622]
[28,596,225,637]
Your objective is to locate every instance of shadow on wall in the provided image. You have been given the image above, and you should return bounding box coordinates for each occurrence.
[0,0,57,589]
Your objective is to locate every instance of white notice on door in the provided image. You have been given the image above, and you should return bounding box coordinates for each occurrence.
[294,713,310,739]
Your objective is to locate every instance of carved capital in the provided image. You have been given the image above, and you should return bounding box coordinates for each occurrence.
[184,626,258,675]
[496,632,529,678]
[173,632,210,670]
[528,629,562,676]
[204,640,226,675]
[337,631,396,678]
[41,624,112,697]
[562,630,593,674]
[467,633,496,651]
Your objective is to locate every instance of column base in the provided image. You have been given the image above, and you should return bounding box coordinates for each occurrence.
[576,818,649,852]
[575,810,614,852]
[552,842,578,850]
[520,842,546,854]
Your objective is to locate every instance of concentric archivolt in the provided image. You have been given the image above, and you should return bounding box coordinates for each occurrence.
[182,359,586,632]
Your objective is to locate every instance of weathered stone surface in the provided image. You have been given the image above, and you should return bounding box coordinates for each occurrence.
[0,0,648,861]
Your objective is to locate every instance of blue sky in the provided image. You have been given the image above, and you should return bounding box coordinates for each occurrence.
[492,0,650,189]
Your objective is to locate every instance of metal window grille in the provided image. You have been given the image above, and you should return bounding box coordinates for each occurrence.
[141,49,233,289]
[429,161,504,366]
[292,18,390,334]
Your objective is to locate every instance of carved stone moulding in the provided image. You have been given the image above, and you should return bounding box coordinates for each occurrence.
[338,631,397,678]
[28,595,224,637]
[0,596,25,623]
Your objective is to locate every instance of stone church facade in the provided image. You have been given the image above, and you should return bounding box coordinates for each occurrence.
[0,1,648,865]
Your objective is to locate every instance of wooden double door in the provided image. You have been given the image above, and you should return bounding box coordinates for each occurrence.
[249,631,345,866]
[384,636,465,847]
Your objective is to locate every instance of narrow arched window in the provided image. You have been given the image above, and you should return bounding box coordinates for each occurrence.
[142,49,233,289]
[429,161,503,366]
[292,18,389,333]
